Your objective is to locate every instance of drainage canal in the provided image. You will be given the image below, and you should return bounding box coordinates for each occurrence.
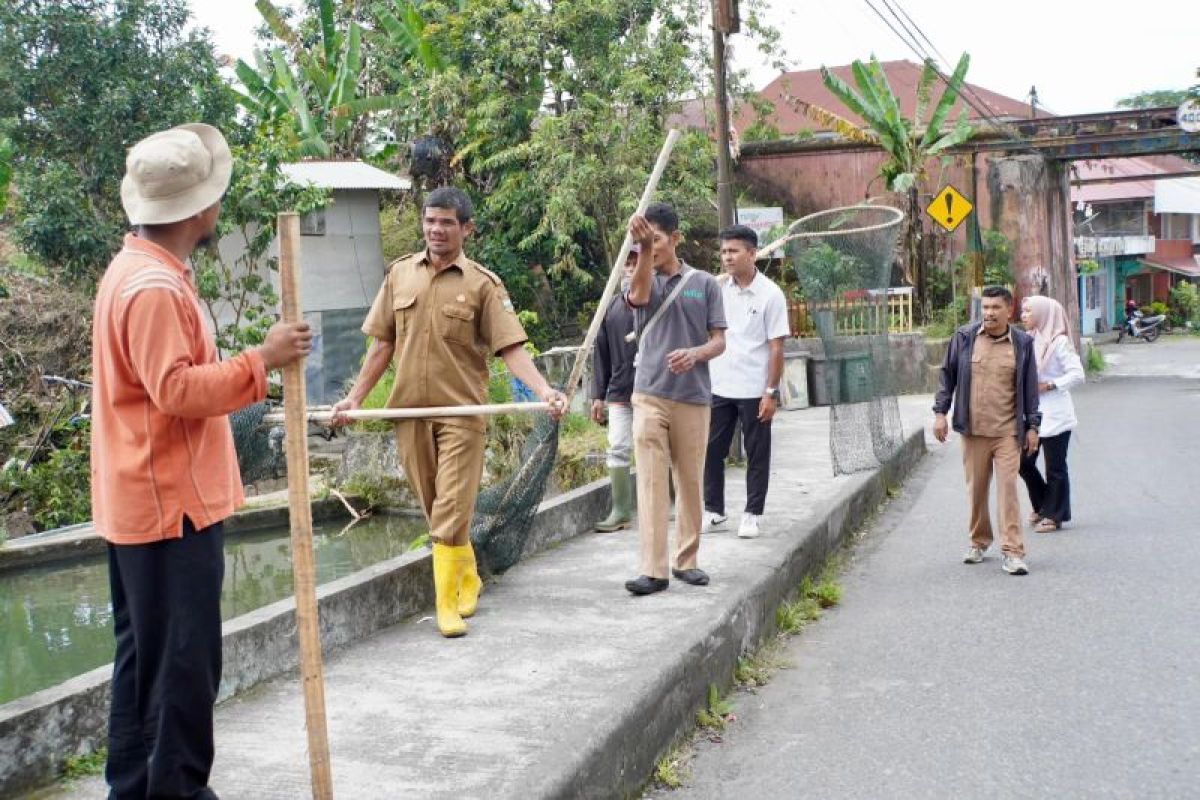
[0,514,425,705]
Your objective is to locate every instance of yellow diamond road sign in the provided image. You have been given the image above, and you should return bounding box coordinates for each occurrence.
[927,185,973,233]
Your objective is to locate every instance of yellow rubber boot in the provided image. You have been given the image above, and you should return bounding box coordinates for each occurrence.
[432,543,467,638]
[458,543,483,619]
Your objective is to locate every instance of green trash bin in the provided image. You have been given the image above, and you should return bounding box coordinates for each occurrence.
[839,353,874,403]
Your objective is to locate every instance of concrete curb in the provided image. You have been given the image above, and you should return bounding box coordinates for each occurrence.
[0,496,360,574]
[0,477,616,797]
[533,428,927,799]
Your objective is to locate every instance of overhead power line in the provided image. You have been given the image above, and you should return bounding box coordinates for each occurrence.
[859,0,1022,140]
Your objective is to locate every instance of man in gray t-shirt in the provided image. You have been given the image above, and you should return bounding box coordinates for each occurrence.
[623,202,727,596]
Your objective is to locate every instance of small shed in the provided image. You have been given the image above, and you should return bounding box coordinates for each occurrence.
[277,160,411,403]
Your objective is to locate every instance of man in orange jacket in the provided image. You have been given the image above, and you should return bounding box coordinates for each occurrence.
[92,123,311,799]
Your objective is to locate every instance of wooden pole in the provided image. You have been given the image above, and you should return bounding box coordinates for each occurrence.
[711,0,735,229]
[278,212,335,800]
[562,129,681,404]
[263,401,552,425]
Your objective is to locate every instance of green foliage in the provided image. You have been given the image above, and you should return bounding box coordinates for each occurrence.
[922,297,967,339]
[1116,88,1190,109]
[1084,344,1106,375]
[1142,301,1169,320]
[0,421,92,530]
[0,0,235,284]
[653,742,689,789]
[0,133,12,215]
[817,54,974,195]
[553,413,607,491]
[341,471,391,511]
[696,683,734,730]
[1077,259,1101,276]
[814,54,974,311]
[355,0,750,333]
[63,747,107,780]
[235,0,421,157]
[940,228,1013,301]
[1168,281,1200,327]
[776,589,821,635]
[192,126,330,356]
[794,242,868,302]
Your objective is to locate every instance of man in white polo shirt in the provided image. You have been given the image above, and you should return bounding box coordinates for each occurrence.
[703,225,790,539]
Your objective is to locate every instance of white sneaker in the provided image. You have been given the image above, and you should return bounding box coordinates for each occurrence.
[737,514,761,539]
[701,511,727,534]
[1002,555,1029,575]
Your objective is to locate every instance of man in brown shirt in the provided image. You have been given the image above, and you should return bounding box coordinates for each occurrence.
[333,187,565,637]
[933,286,1041,575]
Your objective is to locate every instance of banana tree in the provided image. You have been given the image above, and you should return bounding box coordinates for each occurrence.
[234,0,409,158]
[794,55,975,315]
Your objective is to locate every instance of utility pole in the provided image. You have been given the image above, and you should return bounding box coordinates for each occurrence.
[713,0,738,229]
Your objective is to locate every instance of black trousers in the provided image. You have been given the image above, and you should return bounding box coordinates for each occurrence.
[1019,430,1072,524]
[106,518,224,800]
[704,395,772,516]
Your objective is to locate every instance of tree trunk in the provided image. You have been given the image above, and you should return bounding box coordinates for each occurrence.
[987,154,1081,349]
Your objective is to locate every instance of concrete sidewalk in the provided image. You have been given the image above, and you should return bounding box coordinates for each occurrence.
[48,397,932,800]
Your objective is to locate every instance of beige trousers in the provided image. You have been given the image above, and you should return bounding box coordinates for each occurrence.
[394,420,485,546]
[961,434,1025,558]
[632,393,710,579]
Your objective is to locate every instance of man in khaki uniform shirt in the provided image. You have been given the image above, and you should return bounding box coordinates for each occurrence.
[333,187,565,637]
[933,286,1041,576]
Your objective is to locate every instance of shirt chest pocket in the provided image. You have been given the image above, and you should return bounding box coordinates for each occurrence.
[439,303,476,346]
[738,304,766,338]
[393,295,417,338]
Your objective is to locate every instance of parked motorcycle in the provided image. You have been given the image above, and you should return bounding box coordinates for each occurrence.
[1117,309,1166,343]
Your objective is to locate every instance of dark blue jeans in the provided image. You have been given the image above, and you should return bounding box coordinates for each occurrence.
[106,518,224,800]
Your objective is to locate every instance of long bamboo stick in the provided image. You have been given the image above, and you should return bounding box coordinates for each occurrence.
[561,129,681,405]
[263,401,551,425]
[278,212,335,800]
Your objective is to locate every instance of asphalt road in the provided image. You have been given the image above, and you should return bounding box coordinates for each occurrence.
[662,339,1200,799]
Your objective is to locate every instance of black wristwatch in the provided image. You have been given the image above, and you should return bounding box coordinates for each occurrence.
[764,387,781,402]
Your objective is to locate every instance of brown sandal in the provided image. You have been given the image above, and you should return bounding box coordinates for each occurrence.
[1034,518,1061,533]
[1028,511,1042,525]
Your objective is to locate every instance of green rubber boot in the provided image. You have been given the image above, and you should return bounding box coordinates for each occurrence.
[594,467,634,532]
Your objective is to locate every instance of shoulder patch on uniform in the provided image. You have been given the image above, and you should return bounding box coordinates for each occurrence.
[471,262,504,286]
[385,252,422,275]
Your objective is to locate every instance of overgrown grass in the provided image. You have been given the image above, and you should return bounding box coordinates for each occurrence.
[652,741,691,790]
[695,684,734,731]
[63,748,106,779]
[1085,344,1106,374]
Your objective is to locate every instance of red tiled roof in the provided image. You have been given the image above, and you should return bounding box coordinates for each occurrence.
[673,59,1044,137]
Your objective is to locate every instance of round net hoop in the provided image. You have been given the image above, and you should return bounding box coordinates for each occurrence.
[784,205,906,475]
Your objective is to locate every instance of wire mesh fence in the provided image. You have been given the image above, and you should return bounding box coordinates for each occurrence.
[785,205,906,475]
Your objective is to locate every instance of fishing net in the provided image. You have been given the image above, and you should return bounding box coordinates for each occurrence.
[230,401,286,484]
[470,401,560,573]
[785,205,905,475]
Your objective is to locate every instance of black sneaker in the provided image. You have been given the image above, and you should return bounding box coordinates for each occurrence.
[625,575,669,595]
[671,568,710,586]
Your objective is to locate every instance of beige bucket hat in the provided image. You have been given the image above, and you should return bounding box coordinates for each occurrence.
[120,123,232,226]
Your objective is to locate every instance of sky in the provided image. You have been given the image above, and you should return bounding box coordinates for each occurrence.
[189,0,1198,116]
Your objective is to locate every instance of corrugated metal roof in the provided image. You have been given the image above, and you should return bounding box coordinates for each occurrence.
[1071,157,1181,203]
[281,160,411,190]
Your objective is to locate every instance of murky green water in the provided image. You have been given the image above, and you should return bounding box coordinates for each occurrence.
[0,515,425,705]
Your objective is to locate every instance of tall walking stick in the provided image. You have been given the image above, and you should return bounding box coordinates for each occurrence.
[562,129,681,404]
[278,212,335,799]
